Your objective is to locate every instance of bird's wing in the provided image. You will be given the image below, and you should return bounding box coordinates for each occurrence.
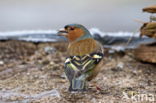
[64,52,104,81]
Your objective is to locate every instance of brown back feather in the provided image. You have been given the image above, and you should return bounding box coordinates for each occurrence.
[68,38,102,56]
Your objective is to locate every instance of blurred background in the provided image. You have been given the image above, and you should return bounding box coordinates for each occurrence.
[0,0,155,32]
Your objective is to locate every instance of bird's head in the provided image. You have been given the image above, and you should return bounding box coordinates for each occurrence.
[58,24,92,42]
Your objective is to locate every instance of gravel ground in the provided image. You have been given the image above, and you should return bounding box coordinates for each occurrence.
[0,40,155,103]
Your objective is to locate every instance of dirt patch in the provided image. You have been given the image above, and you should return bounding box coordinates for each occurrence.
[0,41,155,103]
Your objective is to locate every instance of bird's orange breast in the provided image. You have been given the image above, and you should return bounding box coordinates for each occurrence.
[68,38,99,56]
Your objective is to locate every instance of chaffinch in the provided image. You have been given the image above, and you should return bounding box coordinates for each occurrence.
[58,24,104,92]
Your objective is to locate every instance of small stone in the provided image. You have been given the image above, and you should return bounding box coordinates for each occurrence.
[50,61,55,65]
[60,73,66,79]
[117,62,124,69]
[44,46,56,54]
[27,72,30,75]
[0,61,4,65]
[41,59,50,65]
[2,88,6,92]
[34,75,39,78]
[108,49,115,54]
[10,96,17,101]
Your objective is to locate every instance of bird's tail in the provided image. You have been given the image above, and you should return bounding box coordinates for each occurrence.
[68,78,86,92]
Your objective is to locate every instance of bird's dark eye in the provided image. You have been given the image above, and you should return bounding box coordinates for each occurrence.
[70,27,75,30]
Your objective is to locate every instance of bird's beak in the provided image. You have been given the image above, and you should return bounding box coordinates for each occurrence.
[57,29,68,36]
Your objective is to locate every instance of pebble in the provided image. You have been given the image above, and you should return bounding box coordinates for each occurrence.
[117,62,124,69]
[108,49,115,54]
[27,72,30,75]
[50,61,55,65]
[60,73,66,79]
[44,46,56,54]
[0,61,4,65]
[2,88,6,92]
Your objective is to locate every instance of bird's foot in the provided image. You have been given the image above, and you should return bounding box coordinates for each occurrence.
[68,86,88,93]
[89,83,105,94]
